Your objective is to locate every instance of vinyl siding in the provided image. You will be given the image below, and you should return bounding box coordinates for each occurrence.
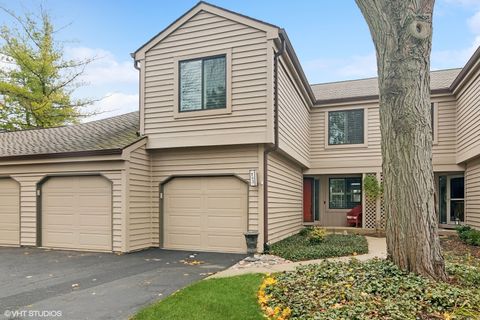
[150,145,262,249]
[0,161,126,252]
[143,10,271,148]
[127,143,153,251]
[466,157,480,229]
[456,68,480,163]
[277,58,310,167]
[267,152,303,243]
[308,97,459,173]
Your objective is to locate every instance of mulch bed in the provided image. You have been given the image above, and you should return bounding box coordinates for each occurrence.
[441,235,480,259]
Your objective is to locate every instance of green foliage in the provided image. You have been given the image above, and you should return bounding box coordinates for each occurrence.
[262,259,480,320]
[363,175,383,200]
[270,232,368,261]
[456,225,480,246]
[307,226,327,244]
[134,274,264,320]
[298,227,312,237]
[0,7,95,131]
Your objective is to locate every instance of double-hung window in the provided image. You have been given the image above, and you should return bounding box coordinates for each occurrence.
[328,109,364,145]
[179,55,226,112]
[329,177,362,209]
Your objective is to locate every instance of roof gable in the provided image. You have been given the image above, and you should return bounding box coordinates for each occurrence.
[133,1,279,60]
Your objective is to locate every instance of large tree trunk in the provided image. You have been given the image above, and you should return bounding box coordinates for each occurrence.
[355,0,446,280]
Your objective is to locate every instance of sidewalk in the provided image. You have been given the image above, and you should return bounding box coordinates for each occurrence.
[210,236,387,278]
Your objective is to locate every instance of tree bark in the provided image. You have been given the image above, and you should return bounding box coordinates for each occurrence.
[355,0,446,280]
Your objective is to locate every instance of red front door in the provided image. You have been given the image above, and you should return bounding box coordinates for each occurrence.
[303,178,313,222]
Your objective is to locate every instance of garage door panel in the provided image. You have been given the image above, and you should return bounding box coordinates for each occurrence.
[164,177,247,253]
[167,233,201,247]
[206,197,244,209]
[79,215,110,227]
[208,216,243,228]
[206,235,245,249]
[168,216,201,227]
[42,176,112,251]
[168,196,202,209]
[78,233,110,247]
[0,179,20,246]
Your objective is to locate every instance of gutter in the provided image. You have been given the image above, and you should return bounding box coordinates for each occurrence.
[263,33,285,250]
[0,148,124,162]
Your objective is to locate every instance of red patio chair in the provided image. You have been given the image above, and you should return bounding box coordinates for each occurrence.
[347,204,362,228]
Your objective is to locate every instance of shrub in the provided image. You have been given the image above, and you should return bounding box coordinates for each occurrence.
[270,232,368,261]
[456,225,480,246]
[298,227,312,237]
[307,227,327,244]
[260,259,480,320]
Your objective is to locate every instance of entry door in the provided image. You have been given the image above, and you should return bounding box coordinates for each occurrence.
[303,178,313,222]
[447,176,464,224]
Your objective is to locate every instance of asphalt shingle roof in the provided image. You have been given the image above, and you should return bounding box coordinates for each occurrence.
[311,68,462,103]
[0,111,140,159]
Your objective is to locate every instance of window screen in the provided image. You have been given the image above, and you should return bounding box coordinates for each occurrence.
[328,109,364,145]
[179,55,226,112]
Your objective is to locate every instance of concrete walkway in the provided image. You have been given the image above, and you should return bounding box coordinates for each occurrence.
[210,236,387,278]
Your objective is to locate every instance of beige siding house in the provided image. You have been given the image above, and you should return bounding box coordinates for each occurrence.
[1,2,480,254]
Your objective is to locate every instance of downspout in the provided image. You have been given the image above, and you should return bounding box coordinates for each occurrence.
[263,34,285,250]
[132,57,141,137]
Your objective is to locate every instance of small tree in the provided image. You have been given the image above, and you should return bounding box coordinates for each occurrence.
[363,175,383,201]
[0,7,95,131]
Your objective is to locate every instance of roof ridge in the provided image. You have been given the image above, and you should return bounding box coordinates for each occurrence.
[310,67,463,87]
[0,111,138,134]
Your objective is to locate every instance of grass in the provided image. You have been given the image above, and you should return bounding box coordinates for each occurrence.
[269,232,369,261]
[132,274,264,320]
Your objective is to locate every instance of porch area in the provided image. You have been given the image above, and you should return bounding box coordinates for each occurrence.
[303,171,465,230]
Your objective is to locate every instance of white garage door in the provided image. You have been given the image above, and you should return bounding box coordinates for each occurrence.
[164,176,247,253]
[42,176,112,251]
[0,178,20,246]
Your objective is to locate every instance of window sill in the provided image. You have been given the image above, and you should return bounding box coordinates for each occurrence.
[173,107,232,119]
[324,143,368,150]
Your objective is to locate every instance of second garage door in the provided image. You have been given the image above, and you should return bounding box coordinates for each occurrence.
[0,178,20,246]
[164,176,247,253]
[42,176,112,251]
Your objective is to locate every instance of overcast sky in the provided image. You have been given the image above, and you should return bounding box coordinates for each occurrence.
[0,0,479,120]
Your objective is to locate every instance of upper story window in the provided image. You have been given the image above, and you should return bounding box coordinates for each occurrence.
[179,55,226,112]
[328,109,364,145]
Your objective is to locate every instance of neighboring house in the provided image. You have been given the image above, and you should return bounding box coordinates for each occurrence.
[0,2,479,254]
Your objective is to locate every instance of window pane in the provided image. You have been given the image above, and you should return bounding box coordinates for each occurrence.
[203,56,226,109]
[179,60,202,111]
[439,176,447,224]
[329,178,345,209]
[450,177,464,199]
[328,110,364,145]
[329,177,362,209]
[346,178,362,208]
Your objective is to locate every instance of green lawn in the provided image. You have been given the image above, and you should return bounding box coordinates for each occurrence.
[269,232,369,261]
[132,274,264,320]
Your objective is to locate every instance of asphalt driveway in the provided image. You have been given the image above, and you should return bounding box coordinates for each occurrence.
[0,247,245,320]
